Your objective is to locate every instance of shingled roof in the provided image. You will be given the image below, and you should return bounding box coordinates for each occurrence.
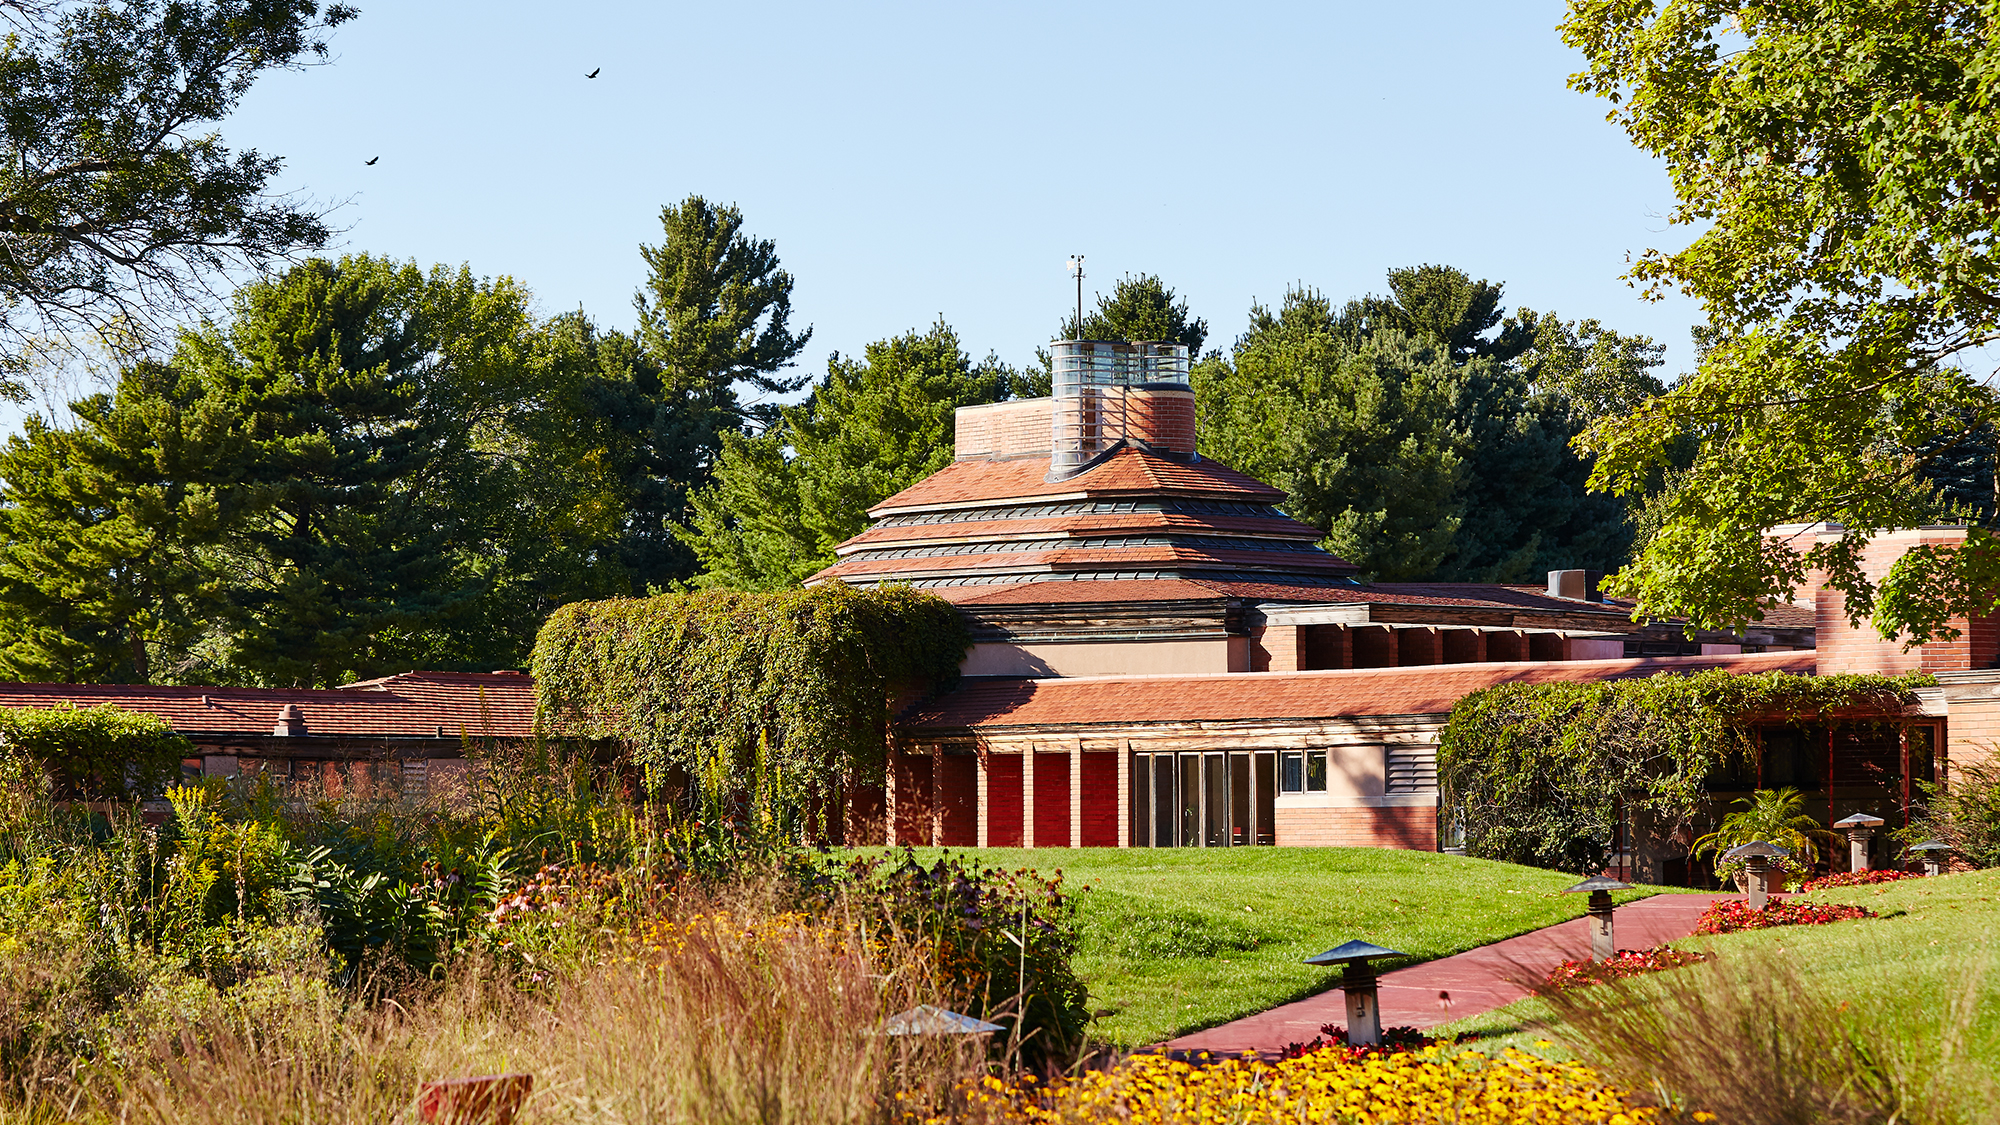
[0,670,537,740]
[902,650,1818,731]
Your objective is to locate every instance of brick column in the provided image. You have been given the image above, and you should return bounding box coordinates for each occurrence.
[1398,626,1443,665]
[930,743,945,846]
[1116,740,1132,848]
[1021,746,1036,848]
[1070,739,1084,848]
[1258,625,1301,671]
[1441,628,1486,664]
[976,747,990,848]
[883,752,899,845]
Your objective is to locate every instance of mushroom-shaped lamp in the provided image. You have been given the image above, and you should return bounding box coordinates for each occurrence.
[1907,838,1951,877]
[1303,940,1403,1047]
[1721,841,1792,908]
[1563,875,1634,960]
[1834,813,1886,871]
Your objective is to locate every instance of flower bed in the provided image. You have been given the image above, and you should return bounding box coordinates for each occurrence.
[1799,869,1919,891]
[1694,899,1875,935]
[1544,945,1713,992]
[977,1045,1660,1124]
[1278,1023,1432,1059]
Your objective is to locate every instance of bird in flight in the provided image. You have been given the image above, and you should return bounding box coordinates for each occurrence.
[365,156,379,165]
[585,67,600,78]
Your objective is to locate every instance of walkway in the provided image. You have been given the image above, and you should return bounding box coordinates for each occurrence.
[1165,893,1736,1056]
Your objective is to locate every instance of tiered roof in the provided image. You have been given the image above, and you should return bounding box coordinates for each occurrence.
[809,445,1359,591]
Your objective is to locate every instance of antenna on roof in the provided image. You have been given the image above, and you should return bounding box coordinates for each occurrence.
[1067,254,1085,340]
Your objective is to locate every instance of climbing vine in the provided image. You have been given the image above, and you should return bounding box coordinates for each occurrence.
[529,584,969,833]
[0,705,192,801]
[1437,669,1929,874]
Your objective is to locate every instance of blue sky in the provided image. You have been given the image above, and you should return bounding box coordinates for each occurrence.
[9,0,1701,429]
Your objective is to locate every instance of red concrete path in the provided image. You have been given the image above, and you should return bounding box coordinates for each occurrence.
[1166,894,1737,1056]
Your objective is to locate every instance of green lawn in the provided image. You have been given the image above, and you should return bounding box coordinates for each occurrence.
[1437,867,2000,1066]
[856,846,1684,1047]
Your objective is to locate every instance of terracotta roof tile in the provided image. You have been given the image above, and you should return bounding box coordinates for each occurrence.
[0,671,537,740]
[838,511,1324,549]
[901,650,1819,730]
[869,449,1283,514]
[945,579,1231,606]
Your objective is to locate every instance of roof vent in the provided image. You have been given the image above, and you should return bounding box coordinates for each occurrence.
[1546,569,1603,603]
[272,703,307,737]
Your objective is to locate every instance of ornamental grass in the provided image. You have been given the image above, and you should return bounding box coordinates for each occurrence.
[973,1046,1659,1124]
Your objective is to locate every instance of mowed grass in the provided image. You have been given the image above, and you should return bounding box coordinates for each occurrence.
[858,846,1683,1047]
[1438,867,2000,1066]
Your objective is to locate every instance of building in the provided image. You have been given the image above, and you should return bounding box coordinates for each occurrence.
[0,670,537,798]
[810,340,1987,872]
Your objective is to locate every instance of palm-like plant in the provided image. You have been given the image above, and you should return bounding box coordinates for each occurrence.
[1692,787,1838,890]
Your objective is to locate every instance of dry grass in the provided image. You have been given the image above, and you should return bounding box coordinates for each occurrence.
[0,881,997,1125]
[1531,944,1995,1125]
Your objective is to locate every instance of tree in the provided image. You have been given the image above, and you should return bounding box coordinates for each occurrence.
[683,321,1017,589]
[1562,1,2000,640]
[0,360,240,682]
[0,0,355,395]
[1196,274,1656,581]
[1057,273,1209,354]
[635,196,811,432]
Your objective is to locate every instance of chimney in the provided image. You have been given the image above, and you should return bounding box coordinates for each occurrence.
[272,703,307,737]
[1046,340,1195,480]
[1547,569,1604,602]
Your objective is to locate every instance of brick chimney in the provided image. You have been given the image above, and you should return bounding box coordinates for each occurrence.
[272,703,307,737]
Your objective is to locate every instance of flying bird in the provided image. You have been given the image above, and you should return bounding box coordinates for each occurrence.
[585,67,600,78]
[365,156,378,165]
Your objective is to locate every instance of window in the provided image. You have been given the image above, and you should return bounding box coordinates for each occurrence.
[1280,750,1327,793]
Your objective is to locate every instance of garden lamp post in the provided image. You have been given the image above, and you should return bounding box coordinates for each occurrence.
[1303,940,1402,1047]
[1908,839,1950,877]
[1563,875,1633,960]
[1721,841,1791,909]
[881,1005,1005,1036]
[1834,813,1886,871]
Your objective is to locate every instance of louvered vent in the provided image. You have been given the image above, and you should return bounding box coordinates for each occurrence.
[1386,744,1437,794]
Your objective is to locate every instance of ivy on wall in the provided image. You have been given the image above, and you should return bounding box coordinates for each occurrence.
[529,584,969,832]
[0,705,193,801]
[1437,669,1929,875]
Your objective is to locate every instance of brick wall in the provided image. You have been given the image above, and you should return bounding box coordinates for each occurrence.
[891,753,932,844]
[1033,751,1072,846]
[1353,626,1397,668]
[986,756,1023,847]
[1274,805,1437,850]
[938,755,979,846]
[1813,528,2000,674]
[955,399,1053,460]
[1398,628,1442,666]
[1119,389,1197,453]
[1080,752,1120,846]
[1301,625,1353,670]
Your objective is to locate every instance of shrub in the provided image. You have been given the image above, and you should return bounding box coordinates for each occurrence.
[816,850,1090,1069]
[1902,757,2000,868]
[1691,786,1835,889]
[1693,899,1874,934]
[0,704,190,801]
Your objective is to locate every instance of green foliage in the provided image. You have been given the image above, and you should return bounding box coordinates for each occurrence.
[636,194,812,432]
[1902,757,2000,869]
[0,705,190,801]
[819,850,1089,1067]
[1057,273,1209,354]
[1439,670,1926,874]
[682,320,1023,589]
[1196,271,1663,580]
[1691,787,1836,888]
[0,0,355,384]
[1563,1,2000,641]
[530,585,969,830]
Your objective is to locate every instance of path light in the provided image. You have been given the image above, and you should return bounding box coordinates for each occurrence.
[1834,813,1886,871]
[881,1005,1005,1036]
[1563,875,1633,960]
[1908,839,1951,877]
[1303,940,1403,1047]
[417,1074,532,1125]
[1722,841,1791,909]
